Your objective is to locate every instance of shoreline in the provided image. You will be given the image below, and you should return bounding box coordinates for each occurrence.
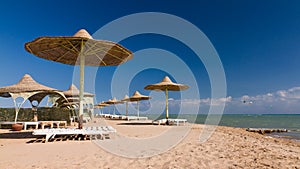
[102,115,300,143]
[0,119,300,168]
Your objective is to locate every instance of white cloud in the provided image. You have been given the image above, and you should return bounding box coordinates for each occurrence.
[2,86,300,114]
[154,87,300,114]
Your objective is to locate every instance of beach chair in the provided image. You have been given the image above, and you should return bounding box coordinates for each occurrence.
[120,115,128,120]
[168,119,187,126]
[103,114,112,118]
[33,126,116,142]
[137,116,148,121]
[23,122,39,130]
[127,116,138,121]
[0,121,39,130]
[110,115,121,120]
[127,116,148,121]
[154,118,187,126]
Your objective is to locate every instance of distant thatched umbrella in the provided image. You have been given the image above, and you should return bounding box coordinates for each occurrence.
[104,97,123,115]
[63,84,94,98]
[144,76,189,121]
[0,74,65,122]
[94,102,109,114]
[94,102,109,108]
[128,91,151,117]
[25,29,133,128]
[54,84,94,109]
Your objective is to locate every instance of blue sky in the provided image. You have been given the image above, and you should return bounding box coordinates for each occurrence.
[0,0,300,114]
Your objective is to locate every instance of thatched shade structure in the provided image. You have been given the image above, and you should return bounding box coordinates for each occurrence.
[94,102,109,115]
[94,102,109,108]
[50,84,95,119]
[0,74,58,98]
[128,91,151,102]
[144,76,189,120]
[144,76,189,91]
[62,84,94,97]
[25,29,133,66]
[104,97,123,115]
[53,84,94,105]
[128,91,151,117]
[105,97,123,105]
[25,29,133,128]
[0,74,65,122]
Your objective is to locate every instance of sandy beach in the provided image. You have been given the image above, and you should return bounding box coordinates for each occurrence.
[0,119,299,169]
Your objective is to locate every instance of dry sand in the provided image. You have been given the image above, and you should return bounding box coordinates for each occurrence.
[0,119,299,169]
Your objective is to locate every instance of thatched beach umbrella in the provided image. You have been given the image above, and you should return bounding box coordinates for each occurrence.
[54,84,94,113]
[63,84,94,98]
[94,102,109,108]
[55,84,94,110]
[25,29,133,128]
[128,91,151,117]
[0,74,65,122]
[144,76,189,122]
[104,97,123,115]
[94,102,109,114]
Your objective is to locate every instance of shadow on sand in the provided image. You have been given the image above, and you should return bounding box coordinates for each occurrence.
[0,131,39,139]
[117,122,155,126]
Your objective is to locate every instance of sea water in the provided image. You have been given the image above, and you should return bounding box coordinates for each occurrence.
[144,114,300,141]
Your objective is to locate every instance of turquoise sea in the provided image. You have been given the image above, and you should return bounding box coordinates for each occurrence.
[143,114,300,141]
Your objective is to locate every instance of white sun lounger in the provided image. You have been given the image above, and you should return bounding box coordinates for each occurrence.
[155,119,187,126]
[103,114,112,118]
[110,115,122,119]
[0,121,39,130]
[33,126,116,142]
[127,116,148,121]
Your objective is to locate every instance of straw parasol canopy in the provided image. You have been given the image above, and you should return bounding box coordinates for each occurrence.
[63,84,94,97]
[144,76,189,91]
[128,91,151,117]
[94,102,109,115]
[144,76,189,121]
[104,97,123,115]
[121,95,130,102]
[105,97,123,105]
[0,74,58,97]
[24,29,133,66]
[0,74,65,122]
[94,102,109,108]
[54,84,94,109]
[25,29,133,128]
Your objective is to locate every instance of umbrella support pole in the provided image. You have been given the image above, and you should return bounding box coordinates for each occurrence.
[137,101,139,117]
[113,104,116,115]
[165,88,169,125]
[78,42,85,129]
[165,88,169,118]
[126,102,128,116]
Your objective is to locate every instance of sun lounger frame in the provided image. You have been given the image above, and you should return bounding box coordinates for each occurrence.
[0,121,67,130]
[32,126,116,142]
[155,118,187,126]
